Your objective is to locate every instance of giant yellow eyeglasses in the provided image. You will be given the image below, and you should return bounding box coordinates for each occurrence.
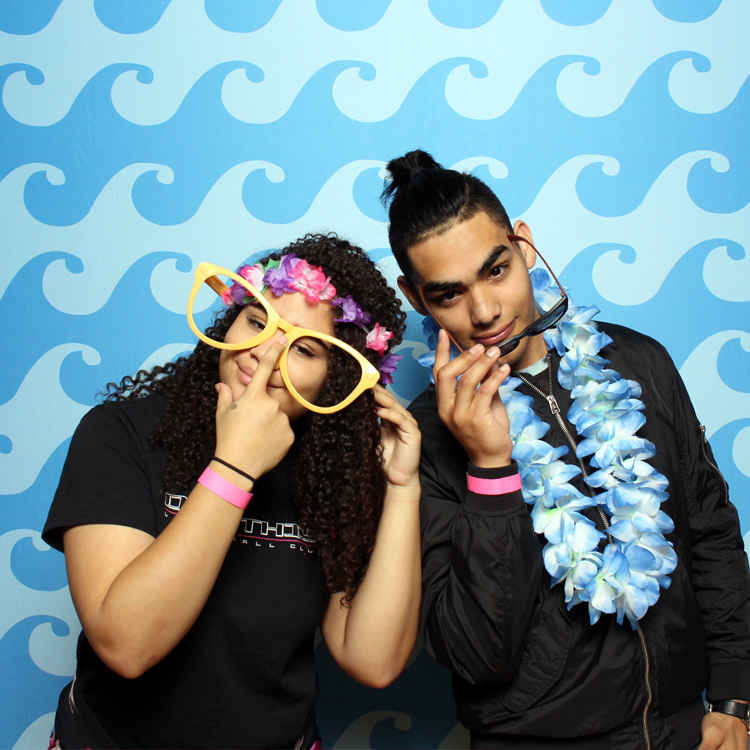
[187,262,380,414]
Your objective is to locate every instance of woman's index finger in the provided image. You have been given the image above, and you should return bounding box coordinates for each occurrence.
[244,335,288,394]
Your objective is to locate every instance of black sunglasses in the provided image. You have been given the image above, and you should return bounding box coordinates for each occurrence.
[416,233,568,357]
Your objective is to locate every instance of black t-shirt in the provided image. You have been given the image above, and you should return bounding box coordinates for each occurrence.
[43,395,328,749]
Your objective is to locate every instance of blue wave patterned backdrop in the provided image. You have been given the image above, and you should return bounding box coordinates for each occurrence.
[1,1,748,747]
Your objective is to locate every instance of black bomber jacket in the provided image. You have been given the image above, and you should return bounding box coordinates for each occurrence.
[411,323,750,749]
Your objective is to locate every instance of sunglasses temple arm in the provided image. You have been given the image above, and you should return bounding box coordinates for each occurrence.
[507,235,567,297]
[205,275,228,296]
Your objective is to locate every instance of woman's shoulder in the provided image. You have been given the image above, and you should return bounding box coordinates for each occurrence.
[81,393,167,438]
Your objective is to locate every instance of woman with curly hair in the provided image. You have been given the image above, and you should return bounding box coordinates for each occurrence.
[43,233,421,750]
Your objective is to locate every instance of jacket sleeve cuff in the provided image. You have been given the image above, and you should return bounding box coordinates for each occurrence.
[707,660,750,703]
[465,460,525,512]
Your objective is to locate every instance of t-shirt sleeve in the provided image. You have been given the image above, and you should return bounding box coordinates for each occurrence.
[43,402,161,552]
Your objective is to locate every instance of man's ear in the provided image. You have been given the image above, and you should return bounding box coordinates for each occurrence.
[512,220,537,270]
[397,275,428,316]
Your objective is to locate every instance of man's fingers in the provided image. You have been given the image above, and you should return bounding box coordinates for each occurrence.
[435,341,486,411]
[473,362,510,408]
[432,328,453,376]
[244,335,288,395]
[437,340,487,380]
[452,347,502,413]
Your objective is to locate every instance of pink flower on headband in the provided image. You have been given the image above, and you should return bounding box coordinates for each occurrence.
[334,296,371,328]
[223,263,266,306]
[240,263,265,292]
[289,258,337,302]
[366,323,393,355]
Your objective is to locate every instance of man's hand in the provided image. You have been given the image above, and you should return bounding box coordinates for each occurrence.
[699,711,749,750]
[433,328,512,468]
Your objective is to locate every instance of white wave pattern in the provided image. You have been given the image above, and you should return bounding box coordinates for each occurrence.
[555,0,750,117]
[2,0,748,127]
[0,160,389,316]
[679,330,750,440]
[519,151,750,306]
[0,529,80,675]
[0,344,95,495]
[12,712,56,750]
[703,244,750,303]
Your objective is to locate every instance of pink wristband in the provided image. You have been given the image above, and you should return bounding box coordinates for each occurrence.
[198,466,253,509]
[466,472,522,496]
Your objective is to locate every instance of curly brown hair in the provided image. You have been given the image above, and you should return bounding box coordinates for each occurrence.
[103,233,406,602]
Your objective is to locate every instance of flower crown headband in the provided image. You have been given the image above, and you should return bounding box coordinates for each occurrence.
[221,253,402,384]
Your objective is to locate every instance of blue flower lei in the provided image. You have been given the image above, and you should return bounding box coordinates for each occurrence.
[418,269,677,628]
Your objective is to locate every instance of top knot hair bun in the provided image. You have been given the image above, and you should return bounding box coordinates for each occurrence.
[381,148,513,278]
[381,150,442,201]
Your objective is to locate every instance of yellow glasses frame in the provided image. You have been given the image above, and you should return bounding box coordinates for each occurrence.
[187,262,380,414]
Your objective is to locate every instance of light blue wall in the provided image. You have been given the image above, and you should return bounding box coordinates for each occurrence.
[1,1,748,747]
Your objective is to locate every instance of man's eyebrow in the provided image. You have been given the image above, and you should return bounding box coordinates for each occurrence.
[476,245,511,278]
[422,279,463,294]
[421,245,511,294]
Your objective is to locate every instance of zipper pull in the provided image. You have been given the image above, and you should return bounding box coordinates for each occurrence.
[546,394,561,416]
[700,424,707,443]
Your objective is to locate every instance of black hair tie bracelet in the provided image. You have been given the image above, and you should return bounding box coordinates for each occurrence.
[211,456,257,485]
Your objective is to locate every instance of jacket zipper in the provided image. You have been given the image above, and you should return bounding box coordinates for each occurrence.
[517,363,609,530]
[517,359,653,750]
[699,425,729,506]
[636,628,653,750]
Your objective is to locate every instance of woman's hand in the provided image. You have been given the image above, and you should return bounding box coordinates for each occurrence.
[374,384,421,490]
[214,336,295,480]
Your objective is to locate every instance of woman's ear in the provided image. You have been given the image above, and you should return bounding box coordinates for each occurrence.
[397,276,428,316]
[512,220,537,270]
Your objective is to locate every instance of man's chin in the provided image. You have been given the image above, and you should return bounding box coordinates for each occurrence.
[510,337,548,371]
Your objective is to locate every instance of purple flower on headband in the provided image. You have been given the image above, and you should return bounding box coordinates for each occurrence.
[280,253,298,275]
[334,296,371,328]
[264,267,293,296]
[377,352,402,385]
[263,254,300,296]
[229,282,248,305]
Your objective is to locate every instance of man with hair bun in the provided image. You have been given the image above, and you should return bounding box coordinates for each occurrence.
[382,149,750,750]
